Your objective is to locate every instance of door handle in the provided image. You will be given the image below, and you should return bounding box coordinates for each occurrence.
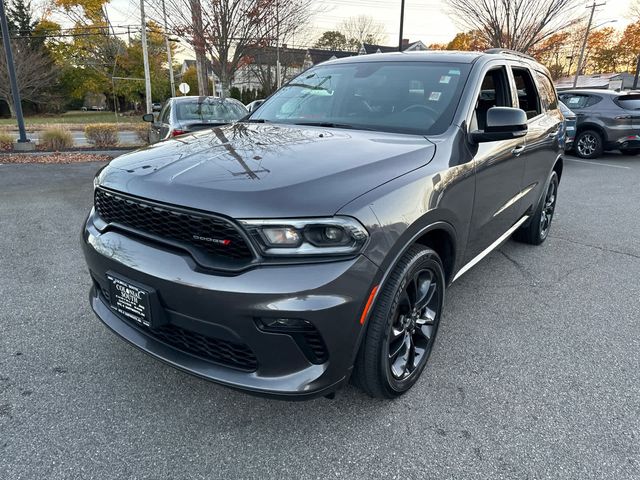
[512,145,525,156]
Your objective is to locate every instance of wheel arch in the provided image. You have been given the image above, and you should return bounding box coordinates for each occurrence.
[576,122,608,142]
[553,155,563,182]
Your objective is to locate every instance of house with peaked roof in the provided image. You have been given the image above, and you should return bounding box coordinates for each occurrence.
[359,40,429,55]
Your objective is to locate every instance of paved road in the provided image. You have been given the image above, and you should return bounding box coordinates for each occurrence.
[1,154,639,479]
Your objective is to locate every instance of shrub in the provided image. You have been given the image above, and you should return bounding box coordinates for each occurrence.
[0,132,13,151]
[131,123,150,145]
[40,127,73,151]
[85,124,118,148]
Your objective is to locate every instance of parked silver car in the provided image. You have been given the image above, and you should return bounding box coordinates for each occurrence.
[143,96,248,144]
[558,89,640,158]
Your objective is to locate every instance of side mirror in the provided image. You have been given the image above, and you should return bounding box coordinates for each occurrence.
[249,100,264,113]
[142,113,155,122]
[471,107,528,143]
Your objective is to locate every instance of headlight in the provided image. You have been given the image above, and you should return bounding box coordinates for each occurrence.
[239,217,369,256]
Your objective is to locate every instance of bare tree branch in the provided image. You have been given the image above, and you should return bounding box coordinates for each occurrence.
[444,0,583,54]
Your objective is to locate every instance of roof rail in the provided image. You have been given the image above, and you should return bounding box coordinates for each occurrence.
[484,48,536,61]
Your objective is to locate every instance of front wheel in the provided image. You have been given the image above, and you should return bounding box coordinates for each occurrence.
[353,245,445,399]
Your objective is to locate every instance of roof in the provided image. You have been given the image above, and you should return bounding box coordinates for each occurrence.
[557,88,623,97]
[323,50,482,65]
[360,40,429,55]
[555,73,634,90]
[305,48,357,65]
[242,45,307,65]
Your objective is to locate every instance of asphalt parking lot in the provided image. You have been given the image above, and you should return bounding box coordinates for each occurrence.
[1,153,639,479]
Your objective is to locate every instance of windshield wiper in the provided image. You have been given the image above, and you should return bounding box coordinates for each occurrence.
[286,83,332,92]
[243,118,270,123]
[293,121,373,131]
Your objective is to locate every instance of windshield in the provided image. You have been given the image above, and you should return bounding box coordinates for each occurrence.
[175,100,247,122]
[249,61,471,135]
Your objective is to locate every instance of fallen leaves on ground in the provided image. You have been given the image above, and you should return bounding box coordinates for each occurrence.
[0,153,112,164]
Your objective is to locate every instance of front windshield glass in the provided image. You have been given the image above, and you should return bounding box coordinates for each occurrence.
[176,100,247,122]
[250,61,471,135]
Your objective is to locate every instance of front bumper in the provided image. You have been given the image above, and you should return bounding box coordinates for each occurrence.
[82,213,380,399]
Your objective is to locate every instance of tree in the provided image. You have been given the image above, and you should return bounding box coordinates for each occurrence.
[0,41,58,116]
[618,20,640,73]
[444,0,582,54]
[148,0,316,92]
[339,15,385,49]
[630,0,640,20]
[314,31,349,51]
[445,31,489,51]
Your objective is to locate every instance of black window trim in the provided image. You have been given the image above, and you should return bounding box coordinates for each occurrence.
[509,63,544,123]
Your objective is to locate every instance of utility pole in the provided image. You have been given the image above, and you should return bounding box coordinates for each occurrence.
[398,0,405,52]
[573,1,606,88]
[139,0,153,113]
[633,54,640,90]
[0,0,30,147]
[161,0,176,97]
[276,0,281,90]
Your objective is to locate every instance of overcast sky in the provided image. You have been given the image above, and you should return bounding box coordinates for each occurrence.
[104,0,636,57]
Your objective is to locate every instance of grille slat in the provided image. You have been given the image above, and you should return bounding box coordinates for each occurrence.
[94,188,253,262]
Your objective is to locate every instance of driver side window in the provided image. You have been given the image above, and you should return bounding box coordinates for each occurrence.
[473,67,512,131]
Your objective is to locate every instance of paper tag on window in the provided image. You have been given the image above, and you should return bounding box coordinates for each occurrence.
[448,69,461,75]
[429,92,441,101]
[439,75,451,84]
[568,97,579,104]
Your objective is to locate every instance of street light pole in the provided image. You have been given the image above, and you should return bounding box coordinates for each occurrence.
[139,0,153,114]
[398,0,405,52]
[161,0,176,97]
[276,0,281,90]
[0,0,29,145]
[573,1,606,88]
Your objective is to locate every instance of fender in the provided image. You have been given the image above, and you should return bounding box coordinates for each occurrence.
[350,219,457,367]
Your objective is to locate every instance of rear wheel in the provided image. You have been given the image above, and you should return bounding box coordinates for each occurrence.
[514,171,559,245]
[620,148,640,156]
[575,130,604,159]
[353,245,445,399]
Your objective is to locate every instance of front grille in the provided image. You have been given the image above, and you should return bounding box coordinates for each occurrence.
[152,324,258,371]
[95,280,258,371]
[94,188,253,262]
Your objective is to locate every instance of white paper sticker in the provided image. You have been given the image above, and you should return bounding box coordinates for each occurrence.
[439,75,451,84]
[448,69,461,75]
[429,91,442,101]
[568,97,579,104]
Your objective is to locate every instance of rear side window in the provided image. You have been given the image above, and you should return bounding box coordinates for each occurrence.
[615,95,640,110]
[512,68,541,119]
[533,71,558,111]
[559,94,601,109]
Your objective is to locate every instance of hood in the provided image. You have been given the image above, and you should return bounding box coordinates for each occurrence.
[98,123,436,218]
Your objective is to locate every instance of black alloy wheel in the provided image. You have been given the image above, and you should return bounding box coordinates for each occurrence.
[387,267,440,380]
[539,174,557,240]
[514,170,559,245]
[575,130,603,159]
[353,245,445,398]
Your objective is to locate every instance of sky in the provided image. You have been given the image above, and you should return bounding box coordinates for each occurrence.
[103,0,636,59]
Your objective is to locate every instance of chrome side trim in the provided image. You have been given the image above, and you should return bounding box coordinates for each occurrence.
[452,215,529,282]
[493,184,536,217]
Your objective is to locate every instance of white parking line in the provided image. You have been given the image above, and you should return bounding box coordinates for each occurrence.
[566,158,631,170]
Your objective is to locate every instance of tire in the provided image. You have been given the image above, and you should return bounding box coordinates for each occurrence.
[514,171,559,245]
[620,148,640,156]
[353,245,445,399]
[575,130,604,159]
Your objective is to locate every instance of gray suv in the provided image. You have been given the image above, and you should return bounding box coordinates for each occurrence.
[558,89,640,158]
[83,50,563,399]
